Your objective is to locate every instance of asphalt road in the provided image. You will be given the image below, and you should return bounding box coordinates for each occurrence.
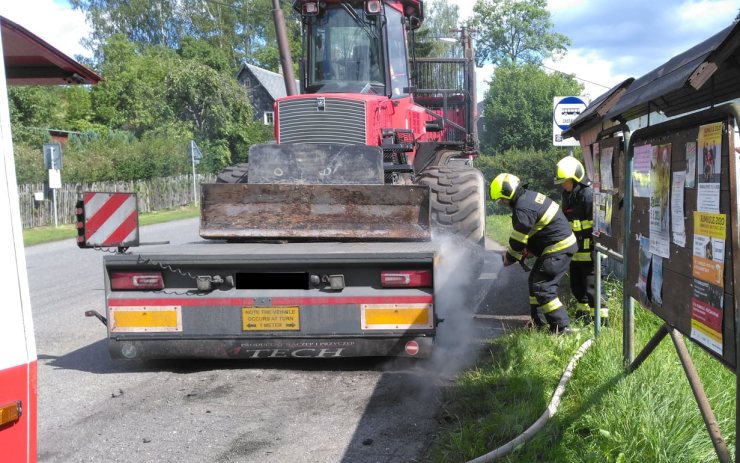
[26,219,529,463]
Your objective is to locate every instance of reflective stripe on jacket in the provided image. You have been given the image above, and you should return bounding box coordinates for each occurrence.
[506,189,577,260]
[562,182,594,262]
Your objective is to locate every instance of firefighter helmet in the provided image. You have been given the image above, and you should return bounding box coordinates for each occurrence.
[489,173,520,201]
[554,156,585,184]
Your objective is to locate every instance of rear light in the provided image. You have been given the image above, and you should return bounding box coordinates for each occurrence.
[111,272,164,290]
[381,270,432,288]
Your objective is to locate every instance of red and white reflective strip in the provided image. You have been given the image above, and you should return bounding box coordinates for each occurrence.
[83,192,139,247]
[0,38,38,462]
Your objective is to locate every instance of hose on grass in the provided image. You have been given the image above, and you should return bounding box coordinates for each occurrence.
[467,338,594,463]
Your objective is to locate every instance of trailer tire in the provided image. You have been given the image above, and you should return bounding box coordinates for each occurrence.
[216,163,249,183]
[417,165,486,245]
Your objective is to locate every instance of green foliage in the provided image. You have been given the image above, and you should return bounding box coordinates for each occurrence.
[481,63,583,153]
[469,0,570,66]
[476,147,575,200]
[70,0,301,73]
[414,0,462,58]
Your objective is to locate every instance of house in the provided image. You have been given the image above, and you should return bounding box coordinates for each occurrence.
[236,63,299,126]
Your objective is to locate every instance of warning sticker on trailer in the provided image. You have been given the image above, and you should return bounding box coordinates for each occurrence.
[242,307,300,331]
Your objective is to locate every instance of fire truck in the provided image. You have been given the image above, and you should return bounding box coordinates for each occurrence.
[0,16,101,462]
[82,0,486,360]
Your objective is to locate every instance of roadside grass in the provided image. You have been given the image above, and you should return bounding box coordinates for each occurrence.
[22,204,200,247]
[427,214,736,462]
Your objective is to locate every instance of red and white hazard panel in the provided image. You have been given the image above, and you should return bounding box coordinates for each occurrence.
[77,192,140,248]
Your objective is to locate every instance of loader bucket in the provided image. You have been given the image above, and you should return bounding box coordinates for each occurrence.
[199,183,431,241]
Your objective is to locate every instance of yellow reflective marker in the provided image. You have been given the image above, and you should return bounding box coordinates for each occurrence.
[110,306,182,332]
[361,304,433,330]
[0,401,21,427]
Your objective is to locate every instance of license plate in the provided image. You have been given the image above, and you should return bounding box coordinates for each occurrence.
[242,307,300,331]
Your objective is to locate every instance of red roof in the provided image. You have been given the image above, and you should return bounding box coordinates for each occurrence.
[1,15,100,85]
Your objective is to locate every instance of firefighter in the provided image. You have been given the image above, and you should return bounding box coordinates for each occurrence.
[490,173,577,333]
[554,156,608,325]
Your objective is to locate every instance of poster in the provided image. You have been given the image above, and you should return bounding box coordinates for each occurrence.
[596,193,613,236]
[650,255,663,305]
[685,141,697,188]
[592,143,601,188]
[697,183,720,212]
[697,122,722,212]
[636,235,651,303]
[600,147,614,191]
[692,212,726,287]
[633,144,652,197]
[583,147,594,182]
[671,171,686,247]
[691,279,724,355]
[649,144,671,258]
[698,122,722,183]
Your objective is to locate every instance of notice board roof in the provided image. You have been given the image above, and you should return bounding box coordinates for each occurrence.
[562,78,634,139]
[606,21,740,121]
[1,15,100,85]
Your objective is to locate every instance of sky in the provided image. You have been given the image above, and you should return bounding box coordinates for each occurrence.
[0,0,738,102]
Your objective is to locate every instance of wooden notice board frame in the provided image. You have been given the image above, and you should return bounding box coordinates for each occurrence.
[625,105,738,369]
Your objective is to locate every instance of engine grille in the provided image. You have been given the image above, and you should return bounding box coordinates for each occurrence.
[278,98,366,145]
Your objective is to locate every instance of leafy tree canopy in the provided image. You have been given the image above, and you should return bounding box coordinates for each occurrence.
[480,63,582,153]
[469,0,570,66]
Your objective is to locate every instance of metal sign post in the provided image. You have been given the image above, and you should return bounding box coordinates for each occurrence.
[43,143,62,228]
[190,140,202,206]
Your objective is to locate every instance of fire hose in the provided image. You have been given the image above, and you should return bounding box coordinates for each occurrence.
[466,339,594,463]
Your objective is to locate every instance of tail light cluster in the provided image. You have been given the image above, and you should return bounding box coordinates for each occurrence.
[380,270,432,288]
[111,272,164,290]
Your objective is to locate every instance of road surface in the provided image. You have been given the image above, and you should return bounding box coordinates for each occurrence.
[26,219,528,462]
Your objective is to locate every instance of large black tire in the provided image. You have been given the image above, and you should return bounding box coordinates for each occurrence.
[216,163,249,183]
[416,165,486,245]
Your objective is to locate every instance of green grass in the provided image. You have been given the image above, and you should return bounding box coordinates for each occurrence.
[486,213,512,245]
[427,214,737,462]
[23,204,200,247]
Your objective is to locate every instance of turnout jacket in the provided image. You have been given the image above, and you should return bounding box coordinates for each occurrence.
[506,188,577,261]
[561,181,594,262]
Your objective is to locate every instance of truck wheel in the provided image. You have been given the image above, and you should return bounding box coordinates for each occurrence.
[416,165,486,245]
[216,163,249,184]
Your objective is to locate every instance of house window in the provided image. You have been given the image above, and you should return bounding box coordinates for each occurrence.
[263,111,275,125]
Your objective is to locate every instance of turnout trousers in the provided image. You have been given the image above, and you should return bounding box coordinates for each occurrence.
[529,252,572,332]
[571,258,609,323]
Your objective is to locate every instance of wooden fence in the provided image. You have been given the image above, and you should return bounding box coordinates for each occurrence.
[17,174,215,229]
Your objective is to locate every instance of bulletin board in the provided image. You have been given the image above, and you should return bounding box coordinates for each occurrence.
[625,106,738,368]
[585,134,625,256]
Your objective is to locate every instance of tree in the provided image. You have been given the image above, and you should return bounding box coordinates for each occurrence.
[469,0,569,66]
[414,0,462,58]
[481,63,582,153]
[70,0,301,72]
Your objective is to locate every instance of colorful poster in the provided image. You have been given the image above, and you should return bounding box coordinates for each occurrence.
[692,212,726,287]
[592,192,601,237]
[691,279,723,355]
[671,171,686,247]
[597,193,613,236]
[698,122,722,183]
[649,144,671,258]
[636,235,651,303]
[651,255,663,305]
[633,144,652,197]
[685,141,697,188]
[600,147,614,191]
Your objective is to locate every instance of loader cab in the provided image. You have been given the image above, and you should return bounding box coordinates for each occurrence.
[297,0,420,98]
